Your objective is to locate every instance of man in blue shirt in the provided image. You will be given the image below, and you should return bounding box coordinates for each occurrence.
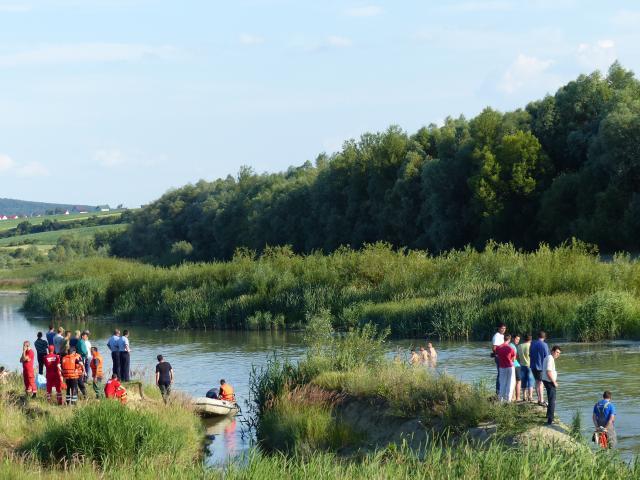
[46,325,56,346]
[529,330,550,406]
[593,390,617,448]
[107,329,121,379]
[118,330,131,382]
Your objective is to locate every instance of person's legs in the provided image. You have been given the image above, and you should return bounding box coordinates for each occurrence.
[543,381,555,424]
[495,357,500,396]
[120,352,130,381]
[606,426,617,448]
[111,351,120,378]
[93,378,103,398]
[38,354,45,375]
[506,367,515,402]
[46,381,53,402]
[513,367,521,401]
[498,368,508,401]
[78,376,87,398]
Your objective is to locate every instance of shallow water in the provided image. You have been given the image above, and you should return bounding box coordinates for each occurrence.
[2,295,639,462]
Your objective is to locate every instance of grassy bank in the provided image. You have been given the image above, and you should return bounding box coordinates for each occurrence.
[23,241,640,341]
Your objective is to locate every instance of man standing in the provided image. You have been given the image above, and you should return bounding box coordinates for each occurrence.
[76,331,89,399]
[107,329,121,378]
[46,325,56,346]
[517,334,534,402]
[155,355,174,403]
[542,346,562,425]
[495,334,516,402]
[83,330,92,379]
[118,330,131,382]
[530,331,550,406]
[34,332,49,375]
[61,346,84,405]
[491,323,507,395]
[20,341,37,398]
[44,345,63,405]
[53,326,65,355]
[90,346,104,399]
[510,334,521,402]
[593,391,617,448]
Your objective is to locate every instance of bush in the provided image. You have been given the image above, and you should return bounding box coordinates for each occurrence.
[574,290,640,341]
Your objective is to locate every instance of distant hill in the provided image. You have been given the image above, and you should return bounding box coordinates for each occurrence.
[0,198,95,216]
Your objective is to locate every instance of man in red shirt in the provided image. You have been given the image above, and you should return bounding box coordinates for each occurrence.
[104,374,128,405]
[43,345,63,405]
[495,334,516,402]
[20,340,37,398]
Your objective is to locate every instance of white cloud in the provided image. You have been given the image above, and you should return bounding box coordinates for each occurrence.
[499,54,554,94]
[576,39,616,71]
[0,3,32,12]
[344,5,383,17]
[326,36,353,48]
[0,154,15,171]
[16,162,49,177]
[0,43,180,68]
[239,33,265,46]
[94,149,126,168]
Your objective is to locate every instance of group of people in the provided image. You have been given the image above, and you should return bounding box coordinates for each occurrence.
[106,329,132,382]
[490,322,617,447]
[409,342,438,367]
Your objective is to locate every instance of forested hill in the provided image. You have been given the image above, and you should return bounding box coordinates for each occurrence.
[0,198,94,216]
[111,63,640,263]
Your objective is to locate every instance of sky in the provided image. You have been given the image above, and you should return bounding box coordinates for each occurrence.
[0,0,639,207]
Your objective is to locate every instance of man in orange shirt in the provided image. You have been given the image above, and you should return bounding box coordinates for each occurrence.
[90,346,104,399]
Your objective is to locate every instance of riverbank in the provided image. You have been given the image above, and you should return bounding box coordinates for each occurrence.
[20,242,640,341]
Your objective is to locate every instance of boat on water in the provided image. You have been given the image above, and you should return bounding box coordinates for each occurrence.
[192,397,240,417]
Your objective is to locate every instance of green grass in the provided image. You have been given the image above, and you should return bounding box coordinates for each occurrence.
[0,224,127,247]
[0,211,122,232]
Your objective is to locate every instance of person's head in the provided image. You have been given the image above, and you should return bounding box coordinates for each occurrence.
[497,323,506,333]
[114,329,120,336]
[123,329,129,337]
[74,330,81,338]
[81,331,88,340]
[551,345,561,358]
[37,332,43,339]
[524,334,532,342]
[220,379,226,385]
[91,346,98,354]
[538,330,546,340]
[48,345,55,353]
[0,366,4,373]
[57,326,64,334]
[503,334,511,343]
[69,346,76,354]
[65,331,71,338]
[513,334,520,345]
[419,346,425,351]
[157,354,164,362]
[48,324,54,331]
[23,340,30,349]
[111,373,119,380]
[427,342,433,348]
[603,391,612,400]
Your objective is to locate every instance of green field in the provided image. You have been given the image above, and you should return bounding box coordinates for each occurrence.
[0,223,127,247]
[0,210,122,232]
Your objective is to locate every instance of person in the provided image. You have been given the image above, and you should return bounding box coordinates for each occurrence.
[491,323,507,396]
[83,330,92,379]
[53,326,65,354]
[61,346,84,405]
[43,345,63,405]
[530,330,550,406]
[495,334,516,402]
[104,374,127,404]
[426,342,437,366]
[219,379,235,402]
[20,341,37,398]
[0,366,8,385]
[510,334,521,402]
[517,334,534,402]
[62,331,72,356]
[118,330,131,382]
[155,355,173,403]
[409,348,420,366]
[90,346,104,398]
[593,391,617,448]
[46,324,56,347]
[542,346,562,425]
[419,346,429,365]
[34,332,49,375]
[107,329,121,378]
[69,330,80,350]
[75,333,89,400]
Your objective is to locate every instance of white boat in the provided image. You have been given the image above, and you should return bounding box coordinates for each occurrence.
[192,397,239,417]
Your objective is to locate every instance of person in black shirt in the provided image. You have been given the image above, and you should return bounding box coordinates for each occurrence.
[34,332,49,375]
[155,355,173,403]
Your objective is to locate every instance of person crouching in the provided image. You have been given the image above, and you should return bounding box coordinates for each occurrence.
[105,374,127,405]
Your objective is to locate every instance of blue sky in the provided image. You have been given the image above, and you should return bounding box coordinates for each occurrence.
[0,0,639,207]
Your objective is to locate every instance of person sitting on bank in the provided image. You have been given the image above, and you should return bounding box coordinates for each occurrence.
[593,390,617,448]
[206,379,235,402]
[104,374,128,404]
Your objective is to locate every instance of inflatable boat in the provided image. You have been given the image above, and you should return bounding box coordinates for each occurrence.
[192,397,239,417]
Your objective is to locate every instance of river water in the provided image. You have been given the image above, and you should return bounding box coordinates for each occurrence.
[1,294,639,462]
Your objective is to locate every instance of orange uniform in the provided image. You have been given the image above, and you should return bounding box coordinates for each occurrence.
[220,383,235,401]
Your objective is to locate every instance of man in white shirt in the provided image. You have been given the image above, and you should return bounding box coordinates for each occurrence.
[491,323,506,396]
[542,346,562,425]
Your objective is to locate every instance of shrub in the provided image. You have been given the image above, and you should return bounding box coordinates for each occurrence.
[574,290,640,341]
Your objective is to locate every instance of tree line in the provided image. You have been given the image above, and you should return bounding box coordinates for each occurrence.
[110,63,640,263]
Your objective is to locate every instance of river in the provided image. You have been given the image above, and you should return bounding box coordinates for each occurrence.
[1,294,639,462]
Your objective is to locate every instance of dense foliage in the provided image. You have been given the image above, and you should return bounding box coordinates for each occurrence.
[0,198,94,216]
[109,64,640,263]
[23,242,640,340]
[0,212,128,240]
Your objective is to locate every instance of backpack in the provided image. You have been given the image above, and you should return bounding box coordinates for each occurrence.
[595,400,610,424]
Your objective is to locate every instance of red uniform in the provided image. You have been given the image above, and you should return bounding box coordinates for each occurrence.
[104,378,127,404]
[43,351,63,404]
[21,348,36,393]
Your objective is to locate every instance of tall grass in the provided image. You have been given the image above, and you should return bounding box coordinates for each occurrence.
[23,241,640,340]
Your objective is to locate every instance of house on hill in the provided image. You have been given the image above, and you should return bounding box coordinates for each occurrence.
[0,215,7,220]
[95,205,110,212]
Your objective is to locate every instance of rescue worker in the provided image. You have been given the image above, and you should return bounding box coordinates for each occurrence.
[104,374,127,404]
[61,346,84,405]
[20,340,37,398]
[43,345,63,405]
[219,379,235,402]
[593,390,617,448]
[90,346,104,398]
